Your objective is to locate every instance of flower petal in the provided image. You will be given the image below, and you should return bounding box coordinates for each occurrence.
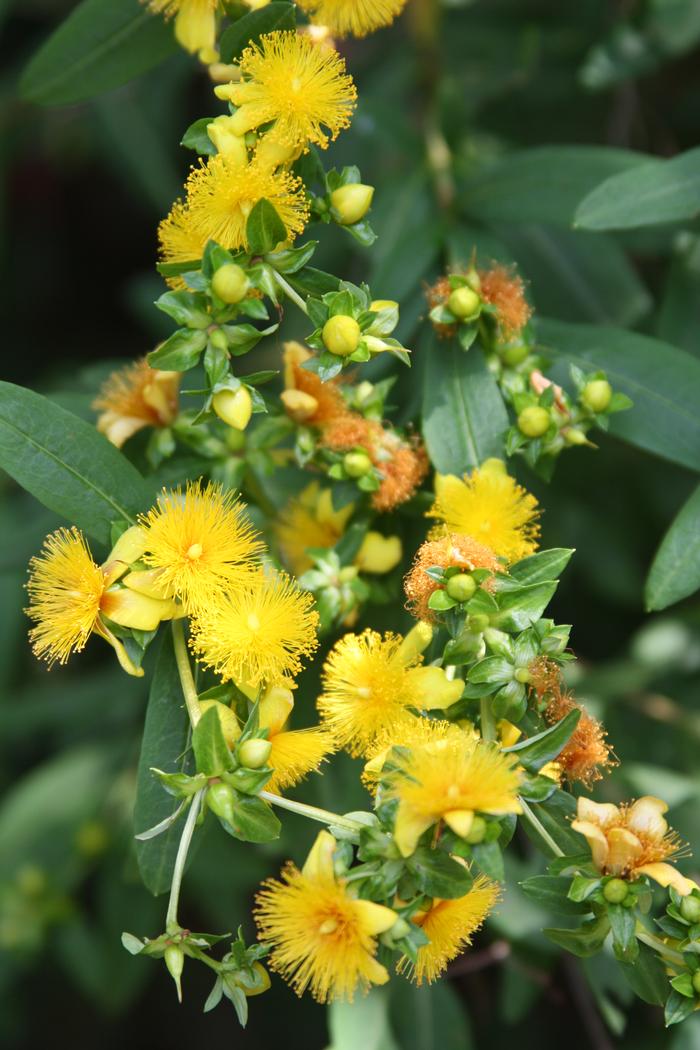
[627,797,669,840]
[571,819,609,871]
[409,666,464,711]
[576,797,620,827]
[635,863,698,896]
[393,801,433,858]
[302,830,337,881]
[352,899,397,936]
[606,827,642,876]
[443,809,474,838]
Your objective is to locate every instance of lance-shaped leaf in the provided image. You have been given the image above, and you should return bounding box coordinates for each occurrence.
[503,710,581,771]
[193,705,235,777]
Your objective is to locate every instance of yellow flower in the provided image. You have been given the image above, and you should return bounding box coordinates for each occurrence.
[297,0,408,38]
[93,358,180,448]
[384,736,522,857]
[219,31,356,151]
[255,830,397,1002]
[146,0,218,53]
[190,571,319,687]
[258,684,334,793]
[274,482,354,576]
[139,481,264,612]
[362,717,466,793]
[572,796,698,896]
[318,629,464,757]
[158,155,308,276]
[398,873,500,984]
[26,528,176,677]
[427,460,540,563]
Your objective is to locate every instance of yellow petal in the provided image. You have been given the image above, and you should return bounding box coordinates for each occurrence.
[635,863,699,897]
[302,830,337,881]
[283,340,311,388]
[96,411,146,448]
[364,955,390,987]
[94,621,144,678]
[576,797,620,827]
[627,797,669,840]
[606,827,643,876]
[280,388,319,422]
[409,666,463,711]
[498,719,521,748]
[316,487,354,531]
[107,525,149,566]
[433,473,462,504]
[352,899,397,936]
[397,621,433,664]
[122,568,173,601]
[443,809,474,838]
[571,819,609,871]
[394,801,433,858]
[354,532,402,575]
[101,587,177,631]
[259,685,295,736]
[174,0,216,53]
[206,116,248,165]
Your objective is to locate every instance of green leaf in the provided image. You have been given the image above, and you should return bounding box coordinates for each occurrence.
[508,549,575,585]
[181,117,217,155]
[619,944,670,1006]
[521,790,584,858]
[608,903,638,962]
[495,581,557,632]
[422,337,508,474]
[645,484,700,610]
[134,632,194,895]
[147,329,207,371]
[20,0,177,107]
[0,382,150,546]
[219,2,296,64]
[666,989,697,1027]
[192,706,233,777]
[328,987,399,1050]
[467,656,514,685]
[545,913,611,957]
[459,146,644,226]
[575,147,700,231]
[520,875,587,914]
[408,847,474,899]
[503,710,580,771]
[539,318,700,472]
[246,199,289,256]
[223,795,281,843]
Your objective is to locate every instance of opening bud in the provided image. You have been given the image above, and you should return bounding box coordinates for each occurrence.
[322,315,361,357]
[330,183,375,225]
[603,877,629,904]
[238,738,272,769]
[211,262,250,303]
[445,573,477,603]
[581,379,612,413]
[480,457,507,476]
[213,387,253,431]
[517,405,550,438]
[343,450,373,478]
[398,621,433,662]
[448,286,481,320]
[199,699,241,748]
[207,781,237,824]
[280,388,318,422]
[464,815,487,844]
[107,525,148,567]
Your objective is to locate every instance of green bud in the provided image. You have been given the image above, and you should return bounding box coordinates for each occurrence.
[692,971,700,996]
[564,428,588,446]
[514,667,531,684]
[206,781,236,825]
[448,286,480,320]
[468,613,490,633]
[339,565,359,583]
[343,450,373,477]
[211,263,250,304]
[445,573,477,603]
[502,343,529,367]
[517,405,550,438]
[387,917,412,940]
[322,315,361,357]
[209,328,229,353]
[164,944,185,1002]
[330,183,374,225]
[603,877,628,904]
[680,895,700,924]
[238,738,272,769]
[581,379,612,414]
[465,815,487,844]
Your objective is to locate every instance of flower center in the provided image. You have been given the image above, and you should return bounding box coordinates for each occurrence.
[247,613,261,632]
[186,543,203,560]
[318,918,338,935]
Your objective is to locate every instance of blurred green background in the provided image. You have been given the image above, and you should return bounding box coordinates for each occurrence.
[3,0,700,1047]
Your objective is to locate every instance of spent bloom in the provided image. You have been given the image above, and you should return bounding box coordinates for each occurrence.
[280,341,349,427]
[428,460,540,563]
[383,736,522,856]
[479,264,532,340]
[190,571,319,687]
[572,796,697,896]
[93,358,179,448]
[404,532,501,621]
[218,32,356,151]
[399,872,500,984]
[139,481,264,612]
[318,627,463,757]
[255,830,397,1002]
[297,0,408,38]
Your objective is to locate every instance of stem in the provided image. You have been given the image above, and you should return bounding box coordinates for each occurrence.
[636,927,685,967]
[272,269,309,316]
[480,696,497,742]
[260,791,364,833]
[518,797,565,858]
[172,619,201,728]
[166,789,204,931]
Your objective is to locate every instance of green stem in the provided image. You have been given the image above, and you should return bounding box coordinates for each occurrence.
[518,797,565,858]
[172,619,201,728]
[636,927,685,967]
[260,791,364,833]
[480,696,497,742]
[272,269,309,316]
[166,788,204,931]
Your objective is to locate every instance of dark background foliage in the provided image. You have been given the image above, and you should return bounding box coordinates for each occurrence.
[2,1,700,1047]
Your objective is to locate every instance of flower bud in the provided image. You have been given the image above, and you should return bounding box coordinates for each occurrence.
[503,343,529,367]
[280,388,318,422]
[174,1,215,52]
[581,379,612,413]
[514,667,531,684]
[259,685,295,735]
[322,315,361,357]
[339,565,359,582]
[343,450,373,477]
[199,699,241,748]
[398,621,433,662]
[464,815,487,844]
[603,877,628,904]
[330,184,374,225]
[363,335,389,355]
[207,781,237,824]
[517,406,550,438]
[238,738,272,769]
[107,525,148,566]
[448,286,480,320]
[480,457,507,476]
[370,299,397,313]
[209,328,229,352]
[680,895,700,924]
[355,532,402,574]
[164,944,185,1002]
[211,262,250,303]
[445,573,477,603]
[468,613,490,633]
[564,428,588,446]
[213,387,253,431]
